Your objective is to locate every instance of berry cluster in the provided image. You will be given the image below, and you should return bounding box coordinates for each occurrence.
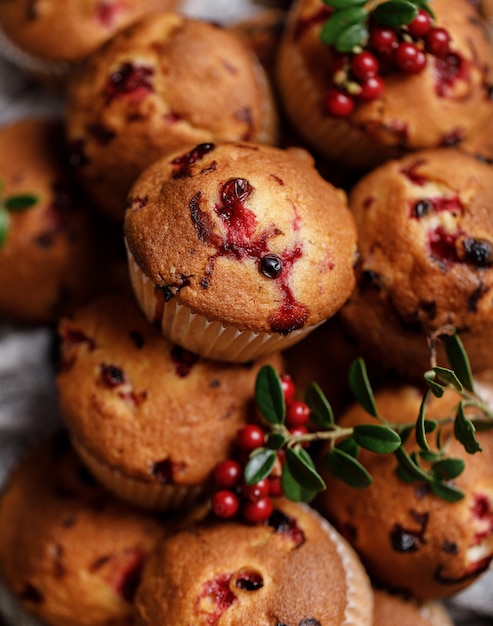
[324,8,453,117]
[210,374,311,524]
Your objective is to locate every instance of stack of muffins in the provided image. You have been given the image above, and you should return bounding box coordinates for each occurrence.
[1,0,493,624]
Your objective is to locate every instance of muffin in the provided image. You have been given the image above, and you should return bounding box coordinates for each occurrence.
[373,589,454,626]
[0,432,165,626]
[56,292,284,510]
[0,119,98,325]
[124,141,357,363]
[0,0,181,81]
[341,148,493,381]
[65,12,279,221]
[276,0,493,170]
[317,385,493,601]
[134,498,373,625]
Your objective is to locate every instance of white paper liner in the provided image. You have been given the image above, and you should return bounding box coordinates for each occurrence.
[0,579,45,626]
[126,248,318,362]
[72,438,206,512]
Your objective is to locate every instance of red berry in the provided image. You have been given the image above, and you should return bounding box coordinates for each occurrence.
[268,476,283,497]
[280,374,296,405]
[242,479,270,502]
[285,400,310,427]
[426,27,451,59]
[324,88,354,117]
[289,425,308,438]
[211,490,239,518]
[237,424,265,452]
[351,51,379,80]
[213,459,242,488]
[358,75,384,101]
[369,26,397,56]
[394,42,427,73]
[242,496,274,524]
[407,9,433,38]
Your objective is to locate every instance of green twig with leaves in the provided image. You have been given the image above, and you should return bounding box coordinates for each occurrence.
[0,181,38,248]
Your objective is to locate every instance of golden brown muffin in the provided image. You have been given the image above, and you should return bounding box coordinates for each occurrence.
[0,119,98,325]
[373,589,454,626]
[276,0,493,170]
[317,385,493,601]
[0,0,181,80]
[65,12,278,221]
[124,141,357,363]
[56,292,284,510]
[134,499,373,626]
[0,432,165,626]
[340,148,493,381]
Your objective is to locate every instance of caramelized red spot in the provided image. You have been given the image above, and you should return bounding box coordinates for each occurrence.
[433,53,470,98]
[164,111,183,124]
[118,389,147,406]
[471,494,493,544]
[100,363,126,387]
[442,128,464,146]
[104,63,154,103]
[151,458,186,483]
[400,160,427,186]
[95,1,123,27]
[109,548,146,603]
[268,510,306,547]
[171,344,199,377]
[428,226,461,265]
[171,143,215,179]
[195,574,236,625]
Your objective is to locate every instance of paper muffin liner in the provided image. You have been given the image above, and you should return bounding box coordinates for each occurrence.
[126,247,319,362]
[0,578,45,626]
[72,437,207,512]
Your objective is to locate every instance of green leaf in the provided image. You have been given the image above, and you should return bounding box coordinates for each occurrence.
[266,432,287,450]
[244,448,276,485]
[419,449,443,463]
[432,458,465,481]
[394,447,432,483]
[320,7,368,46]
[285,446,326,492]
[348,358,378,417]
[326,447,373,488]
[0,209,10,248]
[336,437,359,458]
[445,334,474,393]
[335,22,368,52]
[424,370,445,398]
[281,463,317,503]
[305,382,334,428]
[416,389,430,451]
[398,424,414,445]
[323,0,367,8]
[396,464,417,483]
[432,366,463,391]
[4,194,38,212]
[353,424,401,454]
[255,365,285,425]
[430,480,464,502]
[454,402,482,454]
[373,0,418,27]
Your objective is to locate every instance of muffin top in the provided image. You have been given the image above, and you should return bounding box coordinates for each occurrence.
[0,0,181,62]
[134,498,373,626]
[56,292,283,486]
[0,433,165,626]
[65,12,278,220]
[124,142,357,335]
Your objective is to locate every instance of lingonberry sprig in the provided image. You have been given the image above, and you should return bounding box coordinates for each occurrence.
[320,0,453,116]
[210,331,493,523]
[0,181,38,248]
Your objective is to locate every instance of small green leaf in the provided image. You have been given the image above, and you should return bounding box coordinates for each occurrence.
[244,448,276,485]
[353,424,401,454]
[305,382,334,428]
[323,0,367,8]
[396,464,417,483]
[0,209,10,248]
[335,22,368,52]
[266,432,287,450]
[255,365,285,425]
[281,463,316,503]
[424,370,445,397]
[454,402,482,454]
[4,194,38,212]
[326,447,373,488]
[336,437,359,458]
[416,389,430,451]
[348,358,378,417]
[432,458,465,481]
[419,449,443,463]
[373,0,418,27]
[430,480,464,502]
[445,333,474,393]
[394,447,432,483]
[285,446,326,492]
[320,7,368,46]
[398,424,414,445]
[432,366,463,391]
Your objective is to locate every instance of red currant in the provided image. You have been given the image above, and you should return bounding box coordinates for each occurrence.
[237,424,265,452]
[289,425,308,438]
[211,490,239,518]
[242,478,270,502]
[213,459,242,488]
[407,9,433,38]
[242,496,274,524]
[358,75,384,101]
[369,27,397,56]
[394,42,427,73]
[280,374,296,405]
[285,400,310,427]
[268,476,283,497]
[426,27,451,59]
[324,88,354,117]
[351,51,379,80]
